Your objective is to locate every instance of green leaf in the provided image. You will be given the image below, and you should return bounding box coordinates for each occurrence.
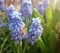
[41,26,50,47]
[37,38,48,53]
[0,37,8,53]
[48,30,57,53]
[52,10,60,29]
[32,8,42,18]
[45,6,52,27]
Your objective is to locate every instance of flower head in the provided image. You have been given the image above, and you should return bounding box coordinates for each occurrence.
[37,2,45,15]
[43,0,50,9]
[37,0,50,15]
[27,18,43,45]
[6,4,21,22]
[21,0,33,18]
[6,4,15,13]
[0,0,5,12]
[6,4,26,44]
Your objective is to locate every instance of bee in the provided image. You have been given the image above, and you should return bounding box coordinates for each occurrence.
[20,25,26,36]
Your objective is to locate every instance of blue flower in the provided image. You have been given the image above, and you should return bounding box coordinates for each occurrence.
[0,0,5,12]
[27,18,43,45]
[43,0,50,10]
[37,0,50,15]
[6,4,22,22]
[37,2,45,15]
[6,4,26,44]
[21,0,33,18]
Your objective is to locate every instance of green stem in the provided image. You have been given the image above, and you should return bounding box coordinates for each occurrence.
[17,41,22,53]
[0,37,7,53]
[23,40,28,53]
[20,41,22,53]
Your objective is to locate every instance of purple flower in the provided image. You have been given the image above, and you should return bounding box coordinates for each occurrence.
[37,0,50,15]
[21,0,33,18]
[43,0,50,9]
[37,2,45,15]
[6,4,21,22]
[6,4,26,43]
[27,18,43,45]
[0,0,5,12]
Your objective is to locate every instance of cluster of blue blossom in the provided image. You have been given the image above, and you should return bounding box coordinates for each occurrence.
[21,0,33,18]
[0,0,43,45]
[37,0,50,15]
[43,0,50,10]
[6,4,26,44]
[37,2,45,15]
[27,18,43,45]
[0,0,5,12]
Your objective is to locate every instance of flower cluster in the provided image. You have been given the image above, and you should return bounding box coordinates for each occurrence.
[6,4,21,22]
[37,0,50,15]
[37,2,45,15]
[21,0,33,18]
[0,0,5,12]
[6,4,26,43]
[43,0,50,10]
[5,1,43,45]
[27,18,43,45]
